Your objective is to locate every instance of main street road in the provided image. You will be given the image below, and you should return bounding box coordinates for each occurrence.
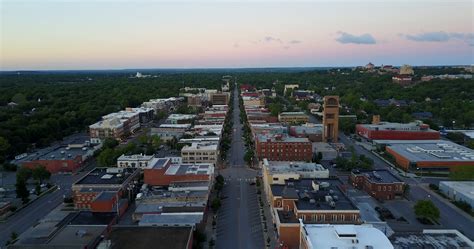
[338,133,474,239]
[0,161,95,247]
[215,86,264,249]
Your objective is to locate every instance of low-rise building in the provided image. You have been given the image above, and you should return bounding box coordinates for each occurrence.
[269,179,360,249]
[19,144,97,174]
[256,134,313,161]
[117,154,158,168]
[101,226,194,249]
[187,94,203,107]
[181,142,219,164]
[383,140,474,171]
[166,114,197,124]
[210,92,230,105]
[289,123,323,142]
[300,223,394,249]
[90,110,140,143]
[72,167,140,211]
[439,181,474,207]
[125,107,154,123]
[144,158,214,186]
[349,169,405,200]
[390,229,474,249]
[151,124,190,141]
[356,121,440,140]
[278,112,310,124]
[262,159,329,196]
[392,74,412,85]
[312,142,338,160]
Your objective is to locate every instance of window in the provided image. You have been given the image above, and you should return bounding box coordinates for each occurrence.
[273,177,279,181]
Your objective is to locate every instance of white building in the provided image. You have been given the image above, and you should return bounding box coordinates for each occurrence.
[262,159,329,185]
[117,154,156,168]
[439,181,474,207]
[181,142,219,165]
[300,223,394,249]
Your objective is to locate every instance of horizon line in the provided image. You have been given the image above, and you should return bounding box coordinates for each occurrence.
[1,64,472,73]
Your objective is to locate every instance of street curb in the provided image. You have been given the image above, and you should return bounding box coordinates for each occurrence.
[420,184,474,222]
[0,185,57,223]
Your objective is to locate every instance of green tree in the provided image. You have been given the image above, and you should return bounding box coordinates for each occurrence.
[16,167,32,181]
[0,136,10,163]
[211,198,221,212]
[414,200,440,221]
[97,148,117,167]
[244,150,254,165]
[32,165,51,184]
[102,138,119,149]
[15,178,29,203]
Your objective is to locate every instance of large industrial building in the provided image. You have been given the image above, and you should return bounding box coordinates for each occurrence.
[383,140,474,171]
[356,121,440,140]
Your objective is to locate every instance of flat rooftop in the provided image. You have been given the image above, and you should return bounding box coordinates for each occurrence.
[303,224,394,249]
[279,112,308,116]
[271,178,357,211]
[353,169,403,184]
[257,134,310,143]
[148,158,171,169]
[167,114,196,120]
[386,140,474,163]
[107,226,193,249]
[75,167,137,185]
[440,181,474,200]
[181,142,218,151]
[264,160,328,173]
[390,230,473,249]
[14,144,94,163]
[290,124,323,134]
[139,213,203,226]
[165,163,214,176]
[359,121,435,132]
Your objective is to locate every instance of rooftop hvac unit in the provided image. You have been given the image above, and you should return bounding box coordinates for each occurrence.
[325,195,333,202]
[309,199,316,204]
[320,182,330,188]
[330,201,336,208]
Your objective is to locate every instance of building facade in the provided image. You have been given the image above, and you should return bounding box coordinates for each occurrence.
[255,134,313,161]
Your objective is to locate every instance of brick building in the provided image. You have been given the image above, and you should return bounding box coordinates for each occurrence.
[289,123,323,142]
[255,134,313,161]
[356,121,440,141]
[144,158,214,186]
[210,92,230,105]
[278,112,309,124]
[268,179,360,249]
[349,169,405,200]
[383,140,474,171]
[72,167,140,211]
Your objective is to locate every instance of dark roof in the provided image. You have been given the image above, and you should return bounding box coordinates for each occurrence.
[271,179,357,211]
[108,226,192,249]
[162,206,205,213]
[69,211,116,225]
[75,168,137,185]
[352,169,403,184]
[282,187,299,199]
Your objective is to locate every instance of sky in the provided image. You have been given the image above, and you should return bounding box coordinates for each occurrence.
[0,0,473,70]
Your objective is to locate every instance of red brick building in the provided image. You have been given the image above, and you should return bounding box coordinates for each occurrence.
[268,179,360,249]
[356,122,440,141]
[349,169,405,200]
[144,158,214,186]
[20,145,95,174]
[255,134,313,161]
[72,167,140,211]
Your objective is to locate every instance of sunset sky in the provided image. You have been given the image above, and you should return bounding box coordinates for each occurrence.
[1,0,473,70]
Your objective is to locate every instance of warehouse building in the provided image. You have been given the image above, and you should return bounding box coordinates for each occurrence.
[384,140,474,171]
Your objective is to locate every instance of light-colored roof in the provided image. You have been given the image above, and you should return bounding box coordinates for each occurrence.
[439,181,474,200]
[386,140,474,163]
[303,224,394,249]
[263,159,328,173]
[181,142,218,151]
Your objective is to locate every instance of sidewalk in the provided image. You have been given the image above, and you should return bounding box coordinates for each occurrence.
[258,184,277,248]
